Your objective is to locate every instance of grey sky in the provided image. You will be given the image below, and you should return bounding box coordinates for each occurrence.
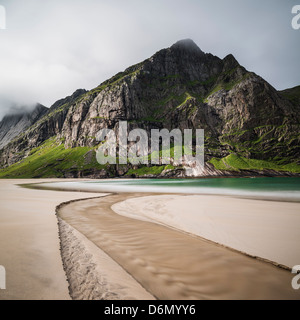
[0,0,299,119]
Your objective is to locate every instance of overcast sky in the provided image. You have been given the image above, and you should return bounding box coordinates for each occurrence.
[0,0,299,119]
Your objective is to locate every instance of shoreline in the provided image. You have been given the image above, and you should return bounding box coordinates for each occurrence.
[24,178,300,203]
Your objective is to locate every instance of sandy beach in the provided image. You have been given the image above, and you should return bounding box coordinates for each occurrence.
[0,179,97,300]
[1,179,300,300]
[0,179,152,300]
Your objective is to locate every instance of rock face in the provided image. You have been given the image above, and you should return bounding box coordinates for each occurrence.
[0,39,299,177]
[0,104,48,149]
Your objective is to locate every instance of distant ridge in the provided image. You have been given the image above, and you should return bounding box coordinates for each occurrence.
[0,104,48,149]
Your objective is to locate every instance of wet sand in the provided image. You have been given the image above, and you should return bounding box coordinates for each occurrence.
[58,193,300,300]
[57,217,154,300]
[112,194,300,268]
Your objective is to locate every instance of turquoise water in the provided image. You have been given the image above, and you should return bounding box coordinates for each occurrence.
[41,177,300,201]
[88,177,300,192]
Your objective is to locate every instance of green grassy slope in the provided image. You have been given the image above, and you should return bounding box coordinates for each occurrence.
[1,136,299,178]
[0,137,106,178]
[209,154,300,173]
[0,138,178,178]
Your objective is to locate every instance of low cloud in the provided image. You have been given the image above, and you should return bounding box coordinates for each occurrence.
[0,0,299,120]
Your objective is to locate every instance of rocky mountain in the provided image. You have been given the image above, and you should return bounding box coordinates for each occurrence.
[280,85,300,108]
[0,104,48,149]
[0,39,299,178]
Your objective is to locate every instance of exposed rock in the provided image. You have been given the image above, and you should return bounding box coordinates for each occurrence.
[0,40,299,177]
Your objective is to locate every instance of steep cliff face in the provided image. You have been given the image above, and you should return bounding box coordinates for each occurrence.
[0,104,48,149]
[58,39,300,162]
[0,39,299,178]
[0,90,86,166]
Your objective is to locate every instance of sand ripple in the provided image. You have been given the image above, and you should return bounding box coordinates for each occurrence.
[57,193,300,300]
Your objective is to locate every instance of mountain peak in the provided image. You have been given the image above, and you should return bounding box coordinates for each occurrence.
[49,88,87,111]
[223,53,240,69]
[171,39,204,54]
[2,103,47,119]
